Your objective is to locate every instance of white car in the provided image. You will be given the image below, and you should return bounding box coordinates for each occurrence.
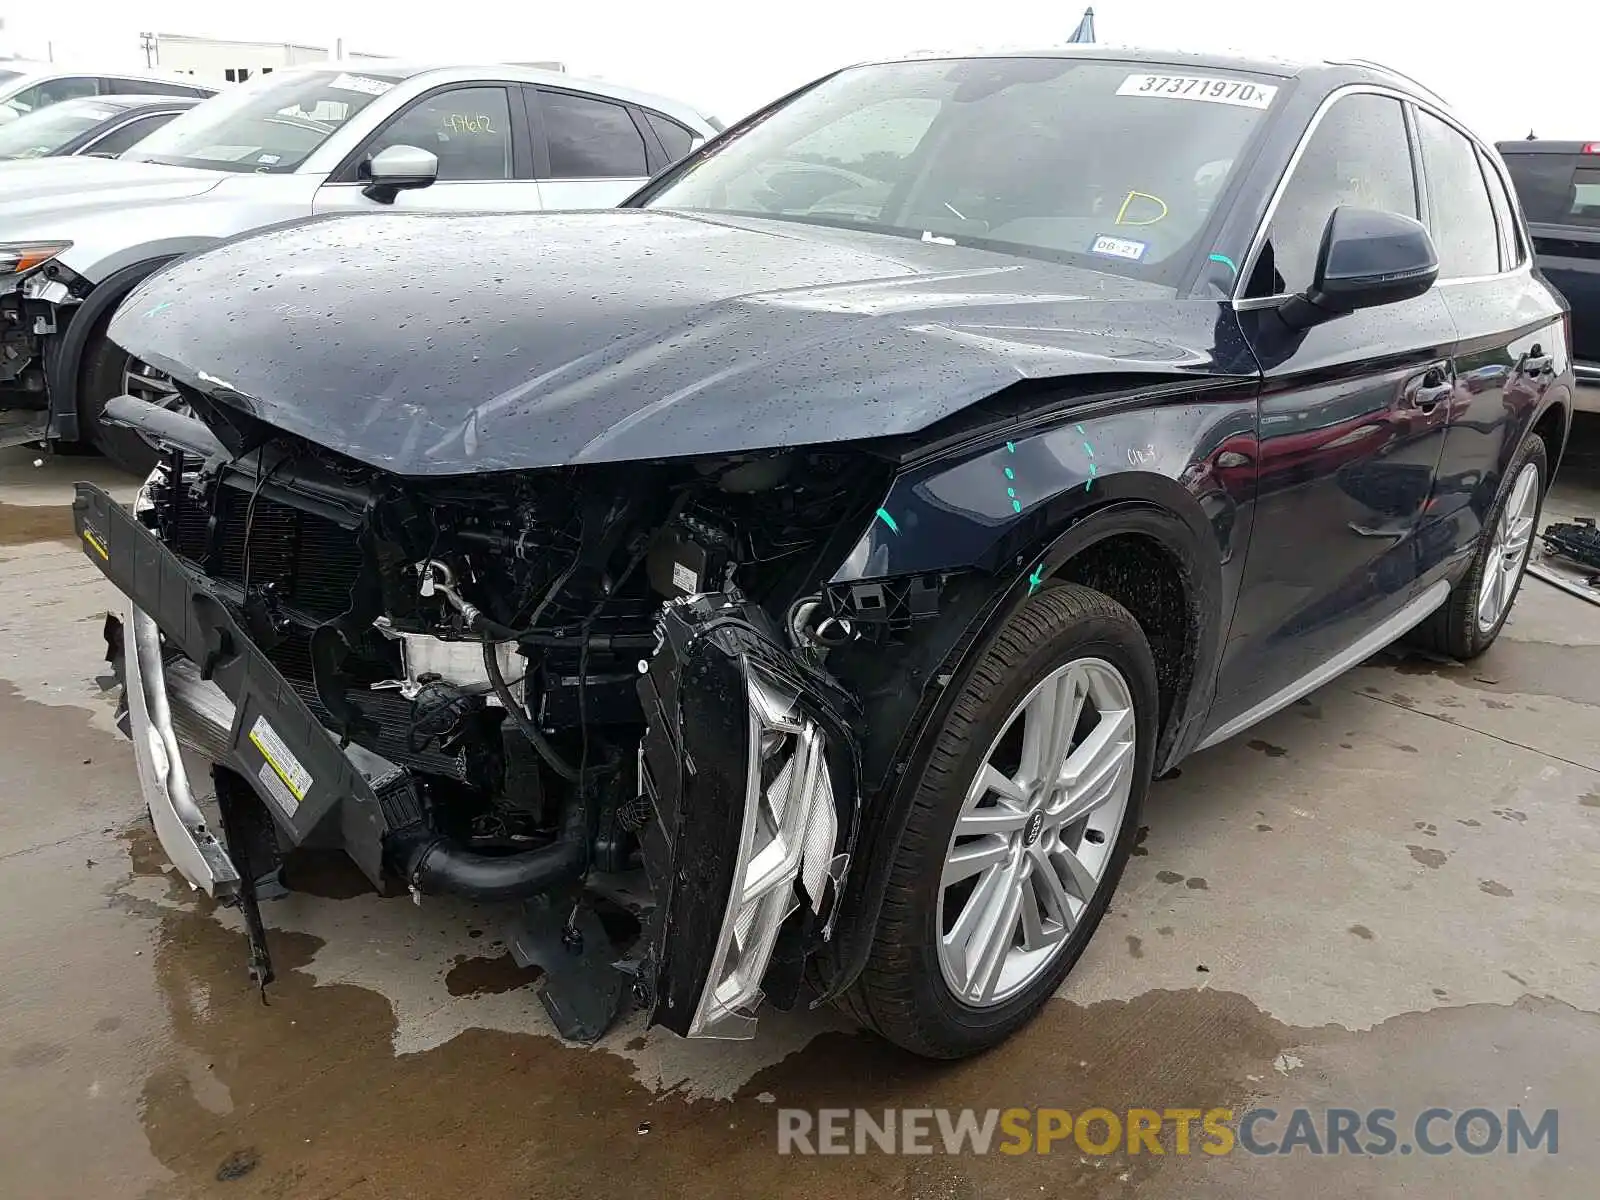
[0,62,722,468]
[0,63,212,124]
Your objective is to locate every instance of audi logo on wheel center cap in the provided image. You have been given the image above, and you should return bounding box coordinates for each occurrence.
[1022,810,1045,847]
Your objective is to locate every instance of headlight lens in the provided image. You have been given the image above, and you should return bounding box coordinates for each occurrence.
[0,241,71,275]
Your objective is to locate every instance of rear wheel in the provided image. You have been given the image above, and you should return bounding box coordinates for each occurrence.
[848,584,1158,1059]
[1412,433,1547,660]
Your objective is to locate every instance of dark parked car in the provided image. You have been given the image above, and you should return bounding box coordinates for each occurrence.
[0,94,200,161]
[1498,140,1600,411]
[71,49,1574,1059]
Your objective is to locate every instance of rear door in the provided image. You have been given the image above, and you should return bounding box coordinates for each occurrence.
[1501,145,1600,370]
[526,86,654,208]
[1214,90,1456,728]
[1413,112,1568,588]
[313,82,543,214]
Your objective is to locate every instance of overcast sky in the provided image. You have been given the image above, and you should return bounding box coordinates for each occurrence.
[2,1,1595,140]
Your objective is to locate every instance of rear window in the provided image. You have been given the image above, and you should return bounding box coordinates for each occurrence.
[1503,152,1600,227]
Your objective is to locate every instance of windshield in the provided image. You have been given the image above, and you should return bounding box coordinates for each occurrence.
[0,97,121,159]
[645,57,1281,281]
[125,69,404,173]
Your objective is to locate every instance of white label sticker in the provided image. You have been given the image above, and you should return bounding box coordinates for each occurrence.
[249,715,312,804]
[1090,234,1148,261]
[257,759,300,818]
[1117,73,1278,109]
[329,72,394,98]
[671,561,699,595]
[256,153,281,165]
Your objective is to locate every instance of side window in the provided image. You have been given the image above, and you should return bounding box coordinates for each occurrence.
[1415,111,1499,278]
[538,89,649,178]
[644,110,696,161]
[9,76,100,113]
[365,87,513,182]
[85,113,176,157]
[1247,94,1418,298]
[107,78,176,97]
[1480,150,1525,271]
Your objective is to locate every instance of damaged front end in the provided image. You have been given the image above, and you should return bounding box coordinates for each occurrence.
[1,248,81,440]
[76,398,883,1042]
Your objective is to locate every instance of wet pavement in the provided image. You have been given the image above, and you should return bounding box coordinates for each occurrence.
[3,426,1600,1199]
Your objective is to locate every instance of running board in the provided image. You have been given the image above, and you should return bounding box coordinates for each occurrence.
[1195,579,1451,752]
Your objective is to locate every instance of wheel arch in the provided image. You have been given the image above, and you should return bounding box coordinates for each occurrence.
[1530,392,1571,489]
[45,250,200,444]
[817,495,1224,1003]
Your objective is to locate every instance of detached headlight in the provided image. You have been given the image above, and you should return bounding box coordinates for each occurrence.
[688,668,839,1039]
[0,241,71,276]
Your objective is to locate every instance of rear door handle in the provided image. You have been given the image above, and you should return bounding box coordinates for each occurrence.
[1523,350,1554,377]
[1404,366,1452,411]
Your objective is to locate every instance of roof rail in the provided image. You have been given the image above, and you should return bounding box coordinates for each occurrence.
[1329,58,1449,107]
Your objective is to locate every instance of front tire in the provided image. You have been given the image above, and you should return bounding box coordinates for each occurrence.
[1412,433,1547,660]
[79,320,162,477]
[848,583,1158,1059]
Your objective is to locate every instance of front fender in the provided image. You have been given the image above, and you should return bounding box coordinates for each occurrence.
[831,388,1256,585]
[815,385,1261,1001]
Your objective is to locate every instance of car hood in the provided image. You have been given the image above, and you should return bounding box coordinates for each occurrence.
[0,155,224,220]
[112,208,1240,475]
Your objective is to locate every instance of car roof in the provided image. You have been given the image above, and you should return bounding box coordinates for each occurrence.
[0,64,208,88]
[266,61,719,129]
[104,94,202,109]
[1497,139,1597,155]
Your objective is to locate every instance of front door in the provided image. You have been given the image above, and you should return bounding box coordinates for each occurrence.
[313,84,545,215]
[1212,91,1456,729]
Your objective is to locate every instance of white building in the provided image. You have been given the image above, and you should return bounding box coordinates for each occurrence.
[147,34,390,86]
[145,34,567,87]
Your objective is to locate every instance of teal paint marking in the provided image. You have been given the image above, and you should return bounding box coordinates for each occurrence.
[1007,487,1016,498]
[1075,424,1086,435]
[1027,563,1046,595]
[1006,441,1016,453]
[875,507,900,535]
[1208,252,1238,276]
[145,301,173,318]
[1083,442,1095,458]
[1012,500,1023,513]
[1004,467,1015,480]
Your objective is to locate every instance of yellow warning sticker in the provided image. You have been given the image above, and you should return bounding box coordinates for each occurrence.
[248,715,312,809]
[82,528,109,559]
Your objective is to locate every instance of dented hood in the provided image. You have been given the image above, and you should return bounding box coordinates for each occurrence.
[110,208,1233,475]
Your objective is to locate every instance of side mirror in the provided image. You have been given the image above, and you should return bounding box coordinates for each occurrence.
[361,144,438,204]
[1279,206,1439,330]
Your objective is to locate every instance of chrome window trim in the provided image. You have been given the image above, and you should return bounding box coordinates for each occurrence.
[1233,81,1526,306]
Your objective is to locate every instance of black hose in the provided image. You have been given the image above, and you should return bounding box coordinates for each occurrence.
[387,791,589,903]
[483,640,580,783]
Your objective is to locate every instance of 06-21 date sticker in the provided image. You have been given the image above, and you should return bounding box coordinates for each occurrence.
[1117,73,1277,109]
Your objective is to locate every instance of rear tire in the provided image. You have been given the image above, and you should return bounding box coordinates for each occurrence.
[847,583,1158,1059]
[1411,433,1547,660]
[79,319,159,478]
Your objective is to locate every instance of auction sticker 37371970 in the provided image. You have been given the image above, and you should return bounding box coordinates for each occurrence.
[1117,73,1278,110]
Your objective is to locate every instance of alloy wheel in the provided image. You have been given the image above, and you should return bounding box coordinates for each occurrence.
[1476,461,1540,633]
[936,656,1136,1007]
